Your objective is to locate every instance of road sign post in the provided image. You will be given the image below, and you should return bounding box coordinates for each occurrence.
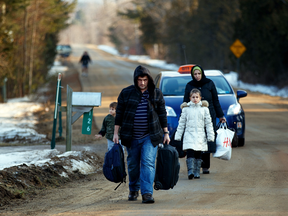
[230,39,246,58]
[230,39,246,74]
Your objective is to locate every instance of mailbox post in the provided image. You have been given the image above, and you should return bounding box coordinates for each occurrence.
[61,85,101,151]
[51,73,62,149]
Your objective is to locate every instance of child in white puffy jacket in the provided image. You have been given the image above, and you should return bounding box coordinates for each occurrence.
[175,88,214,179]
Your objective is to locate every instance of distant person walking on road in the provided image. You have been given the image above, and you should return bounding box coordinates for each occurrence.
[183,65,226,174]
[95,102,124,152]
[175,88,214,179]
[113,65,170,204]
[79,51,91,77]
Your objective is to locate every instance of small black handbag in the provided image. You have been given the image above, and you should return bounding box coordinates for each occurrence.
[169,131,187,158]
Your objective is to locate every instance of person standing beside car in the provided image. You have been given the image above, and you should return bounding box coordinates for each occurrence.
[113,65,170,204]
[183,65,226,174]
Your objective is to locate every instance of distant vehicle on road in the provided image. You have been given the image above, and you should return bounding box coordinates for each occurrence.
[154,65,247,146]
[57,44,72,57]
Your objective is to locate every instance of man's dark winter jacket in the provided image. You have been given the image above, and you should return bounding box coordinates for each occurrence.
[183,65,224,153]
[80,54,91,65]
[115,65,167,147]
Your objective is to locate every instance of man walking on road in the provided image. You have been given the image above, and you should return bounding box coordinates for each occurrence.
[79,51,91,77]
[113,65,170,204]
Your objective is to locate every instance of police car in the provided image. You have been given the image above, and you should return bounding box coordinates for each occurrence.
[155,65,247,146]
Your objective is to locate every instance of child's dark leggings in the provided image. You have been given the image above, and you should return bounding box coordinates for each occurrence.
[186,149,202,159]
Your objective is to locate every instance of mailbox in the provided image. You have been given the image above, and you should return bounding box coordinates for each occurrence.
[72,92,101,107]
[62,86,102,151]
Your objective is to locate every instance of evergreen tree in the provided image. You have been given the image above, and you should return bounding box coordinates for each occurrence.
[234,0,288,86]
[186,0,239,70]
[0,0,76,99]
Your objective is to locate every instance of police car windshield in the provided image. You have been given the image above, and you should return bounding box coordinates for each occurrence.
[161,76,233,96]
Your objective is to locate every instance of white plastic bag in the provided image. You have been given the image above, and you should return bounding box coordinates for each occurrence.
[213,123,234,160]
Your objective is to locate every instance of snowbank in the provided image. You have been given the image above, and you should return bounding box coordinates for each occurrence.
[0,98,48,144]
[48,61,68,77]
[0,148,101,174]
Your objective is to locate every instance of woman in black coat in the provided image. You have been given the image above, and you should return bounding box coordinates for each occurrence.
[183,65,226,174]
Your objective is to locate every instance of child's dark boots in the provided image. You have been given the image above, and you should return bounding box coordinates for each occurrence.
[194,159,202,179]
[186,158,195,179]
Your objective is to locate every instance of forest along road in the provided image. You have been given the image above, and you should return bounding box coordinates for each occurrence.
[3,44,288,216]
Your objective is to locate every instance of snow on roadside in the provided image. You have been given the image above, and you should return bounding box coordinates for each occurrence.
[0,149,60,170]
[97,45,120,56]
[0,60,69,145]
[0,97,48,144]
[128,56,179,71]
[225,72,288,98]
[47,60,68,77]
[0,148,100,174]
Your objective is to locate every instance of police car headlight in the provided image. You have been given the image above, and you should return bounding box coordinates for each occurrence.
[165,106,177,117]
[227,103,241,115]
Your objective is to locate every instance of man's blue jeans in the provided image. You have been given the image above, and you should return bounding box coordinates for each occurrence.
[126,135,158,195]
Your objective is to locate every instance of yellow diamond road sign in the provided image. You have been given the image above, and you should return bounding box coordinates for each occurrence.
[230,39,246,58]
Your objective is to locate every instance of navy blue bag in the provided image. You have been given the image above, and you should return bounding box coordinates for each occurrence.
[103,143,127,190]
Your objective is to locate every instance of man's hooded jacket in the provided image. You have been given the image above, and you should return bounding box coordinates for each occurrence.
[115,65,167,147]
